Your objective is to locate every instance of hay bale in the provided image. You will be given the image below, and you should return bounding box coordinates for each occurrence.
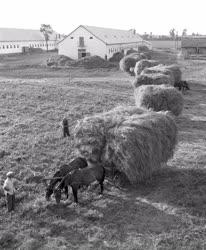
[109,52,124,62]
[134,84,184,116]
[126,49,138,55]
[74,106,178,184]
[132,73,173,88]
[142,64,181,84]
[142,64,175,83]
[165,64,182,83]
[119,53,142,74]
[134,59,159,75]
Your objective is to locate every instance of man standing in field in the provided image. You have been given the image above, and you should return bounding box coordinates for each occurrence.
[62,118,70,138]
[3,171,16,212]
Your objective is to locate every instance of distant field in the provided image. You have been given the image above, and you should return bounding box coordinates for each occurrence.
[150,40,181,49]
[0,51,206,249]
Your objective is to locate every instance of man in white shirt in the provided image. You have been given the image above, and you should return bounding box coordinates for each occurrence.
[3,171,16,212]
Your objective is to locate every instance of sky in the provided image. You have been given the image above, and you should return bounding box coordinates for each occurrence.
[0,0,205,35]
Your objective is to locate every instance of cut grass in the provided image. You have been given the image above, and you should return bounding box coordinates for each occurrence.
[0,51,206,249]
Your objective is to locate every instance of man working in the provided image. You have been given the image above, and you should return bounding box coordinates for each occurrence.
[3,171,16,212]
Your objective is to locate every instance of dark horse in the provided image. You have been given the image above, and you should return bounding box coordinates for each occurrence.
[174,80,190,92]
[54,161,105,204]
[44,157,88,201]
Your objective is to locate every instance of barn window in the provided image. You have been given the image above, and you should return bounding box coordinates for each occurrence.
[17,45,19,48]
[7,45,9,49]
[89,37,93,39]
[70,37,74,39]
[3,45,5,49]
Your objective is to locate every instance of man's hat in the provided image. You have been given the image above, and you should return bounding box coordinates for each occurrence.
[6,171,14,177]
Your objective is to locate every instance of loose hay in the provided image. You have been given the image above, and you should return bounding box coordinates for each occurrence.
[132,73,173,88]
[134,84,184,116]
[134,59,159,75]
[74,106,178,184]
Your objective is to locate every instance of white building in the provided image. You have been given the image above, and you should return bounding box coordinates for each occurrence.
[58,25,151,60]
[0,28,62,54]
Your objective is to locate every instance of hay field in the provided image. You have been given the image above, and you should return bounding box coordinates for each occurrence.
[0,51,206,249]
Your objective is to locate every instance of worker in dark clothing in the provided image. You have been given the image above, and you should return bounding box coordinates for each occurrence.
[62,118,70,137]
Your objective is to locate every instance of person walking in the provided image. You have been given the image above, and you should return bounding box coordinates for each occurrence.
[3,171,16,212]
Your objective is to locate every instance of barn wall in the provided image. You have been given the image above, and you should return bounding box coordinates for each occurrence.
[58,27,107,59]
[58,27,152,59]
[0,40,56,54]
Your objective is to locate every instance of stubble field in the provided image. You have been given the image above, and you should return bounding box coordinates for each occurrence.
[0,51,206,250]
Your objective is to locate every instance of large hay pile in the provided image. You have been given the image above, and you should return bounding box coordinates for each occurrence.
[134,59,159,75]
[134,84,184,116]
[142,64,181,84]
[46,55,73,67]
[70,56,115,69]
[74,106,178,184]
[132,73,174,88]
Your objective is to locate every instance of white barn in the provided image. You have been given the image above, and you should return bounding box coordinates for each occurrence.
[58,25,151,60]
[0,28,62,54]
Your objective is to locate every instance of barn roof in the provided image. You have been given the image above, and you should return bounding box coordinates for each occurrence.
[182,36,206,48]
[60,25,145,45]
[0,28,58,42]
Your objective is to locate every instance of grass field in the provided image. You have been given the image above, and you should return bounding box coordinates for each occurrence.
[0,51,206,250]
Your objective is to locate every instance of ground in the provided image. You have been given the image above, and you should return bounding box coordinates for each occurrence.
[0,51,206,250]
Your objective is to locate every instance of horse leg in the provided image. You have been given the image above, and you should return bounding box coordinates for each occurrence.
[72,186,78,203]
[99,168,105,194]
[65,186,69,199]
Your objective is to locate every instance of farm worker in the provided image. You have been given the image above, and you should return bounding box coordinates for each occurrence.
[3,171,16,212]
[62,118,70,137]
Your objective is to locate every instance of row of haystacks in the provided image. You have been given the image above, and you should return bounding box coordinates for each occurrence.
[47,55,116,69]
[73,106,178,184]
[127,53,184,116]
[71,49,181,185]
[134,84,184,116]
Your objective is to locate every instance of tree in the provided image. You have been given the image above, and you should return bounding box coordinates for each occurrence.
[169,28,176,39]
[40,24,53,52]
[182,29,187,36]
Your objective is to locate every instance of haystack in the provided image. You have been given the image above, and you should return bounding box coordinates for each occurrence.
[132,73,173,88]
[134,59,159,75]
[142,64,181,84]
[165,64,182,83]
[134,84,184,116]
[74,106,178,184]
[119,53,142,74]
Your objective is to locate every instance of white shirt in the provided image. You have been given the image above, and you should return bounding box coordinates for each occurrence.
[3,177,16,195]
